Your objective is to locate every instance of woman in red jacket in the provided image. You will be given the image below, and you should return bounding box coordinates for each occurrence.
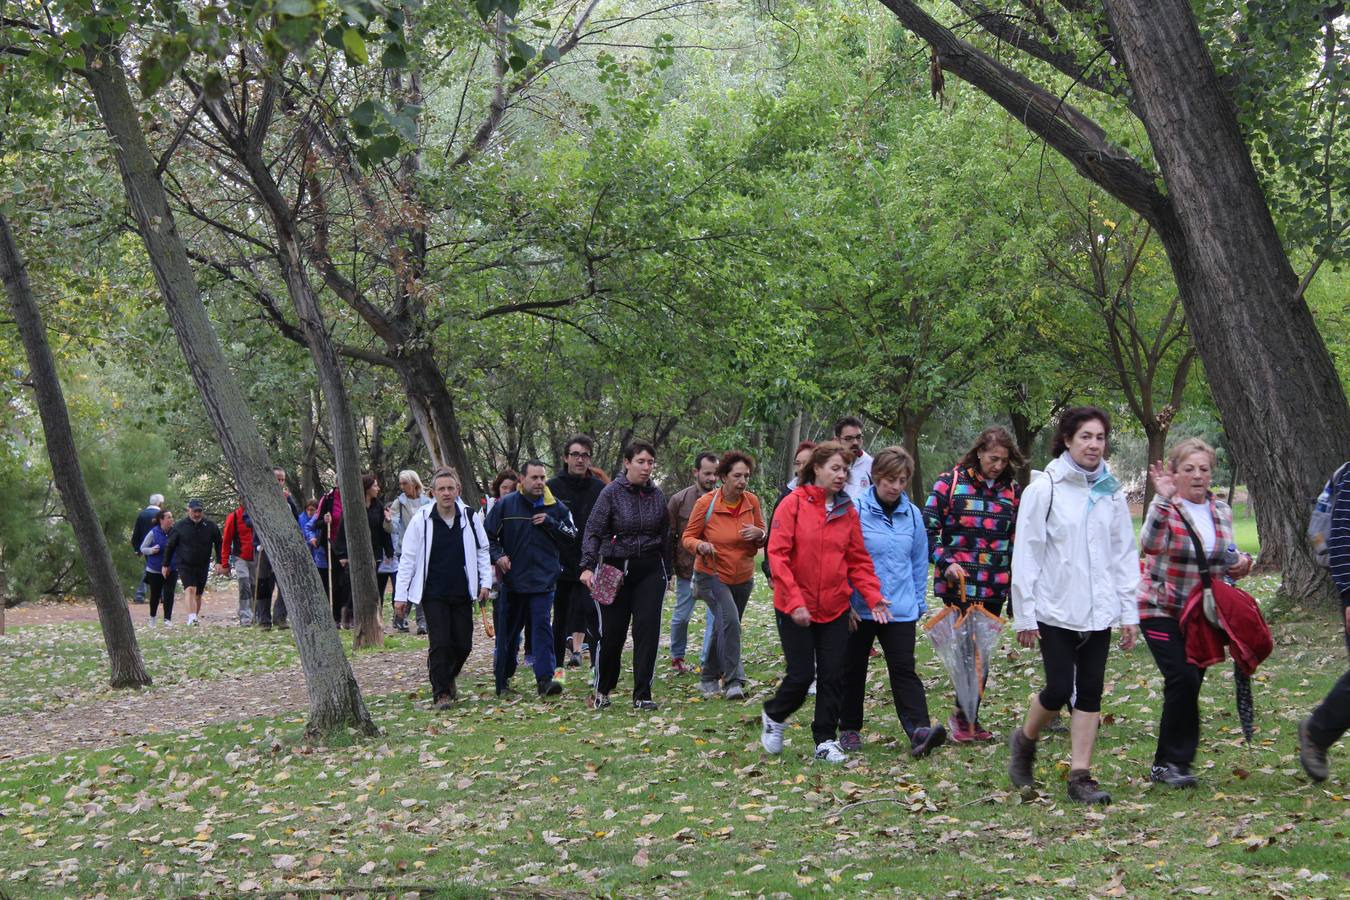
[761,441,891,763]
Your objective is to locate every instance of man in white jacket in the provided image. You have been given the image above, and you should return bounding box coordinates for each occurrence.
[1006,407,1140,805]
[394,468,492,708]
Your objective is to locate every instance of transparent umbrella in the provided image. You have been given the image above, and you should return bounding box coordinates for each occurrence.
[923,574,1005,725]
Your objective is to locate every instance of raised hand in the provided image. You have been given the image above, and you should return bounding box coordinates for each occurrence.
[1148,461,1177,501]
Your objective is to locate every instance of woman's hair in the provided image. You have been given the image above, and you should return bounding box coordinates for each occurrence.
[1167,437,1216,472]
[871,446,915,483]
[361,472,378,494]
[490,468,519,497]
[794,440,818,458]
[397,469,424,493]
[1051,406,1112,458]
[716,450,755,479]
[153,508,172,525]
[798,441,849,486]
[624,440,656,462]
[957,426,1025,475]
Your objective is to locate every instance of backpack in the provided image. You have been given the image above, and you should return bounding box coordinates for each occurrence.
[1309,462,1350,568]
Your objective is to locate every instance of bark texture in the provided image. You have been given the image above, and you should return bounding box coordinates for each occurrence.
[83,44,377,735]
[0,213,151,688]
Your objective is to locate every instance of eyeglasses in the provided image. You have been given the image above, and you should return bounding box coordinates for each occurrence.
[567,452,592,460]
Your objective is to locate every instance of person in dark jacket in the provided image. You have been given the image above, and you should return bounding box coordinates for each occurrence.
[130,493,164,604]
[580,440,673,711]
[486,461,577,697]
[548,434,607,669]
[1299,461,1350,782]
[139,508,177,626]
[319,474,391,629]
[166,499,222,626]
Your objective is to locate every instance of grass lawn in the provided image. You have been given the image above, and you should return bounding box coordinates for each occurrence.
[1,574,1348,897]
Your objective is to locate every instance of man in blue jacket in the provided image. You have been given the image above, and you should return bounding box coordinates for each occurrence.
[130,493,164,603]
[485,460,577,698]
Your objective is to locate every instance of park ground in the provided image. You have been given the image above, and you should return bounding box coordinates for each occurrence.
[0,568,1347,898]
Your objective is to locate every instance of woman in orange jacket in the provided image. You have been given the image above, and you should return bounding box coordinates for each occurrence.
[760,441,891,764]
[681,451,767,701]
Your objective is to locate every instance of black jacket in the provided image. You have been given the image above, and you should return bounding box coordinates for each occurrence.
[547,472,606,580]
[131,506,159,554]
[166,517,223,569]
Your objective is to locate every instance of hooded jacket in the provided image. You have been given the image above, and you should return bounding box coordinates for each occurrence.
[767,483,886,623]
[849,487,928,623]
[1010,454,1140,633]
[484,487,577,594]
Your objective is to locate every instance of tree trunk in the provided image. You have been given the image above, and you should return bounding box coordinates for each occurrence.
[1141,424,1168,512]
[83,44,377,736]
[0,213,151,688]
[900,413,929,498]
[1104,0,1350,602]
[401,351,482,507]
[786,411,803,484]
[301,390,322,504]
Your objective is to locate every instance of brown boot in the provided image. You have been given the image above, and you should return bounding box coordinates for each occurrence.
[1066,769,1111,804]
[1008,727,1038,787]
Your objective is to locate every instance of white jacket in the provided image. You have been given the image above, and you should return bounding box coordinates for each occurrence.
[393,498,492,606]
[1010,455,1140,633]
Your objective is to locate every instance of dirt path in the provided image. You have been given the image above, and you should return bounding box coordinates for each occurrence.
[0,593,511,761]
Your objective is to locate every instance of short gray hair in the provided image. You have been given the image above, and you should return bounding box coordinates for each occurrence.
[398,469,424,492]
[150,493,165,506]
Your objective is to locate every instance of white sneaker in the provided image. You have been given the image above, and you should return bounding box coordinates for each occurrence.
[163,619,176,627]
[760,711,786,754]
[814,740,847,764]
[187,613,198,626]
[147,616,158,628]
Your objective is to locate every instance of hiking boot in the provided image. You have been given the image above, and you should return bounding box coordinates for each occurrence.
[1008,727,1038,788]
[724,683,746,701]
[567,651,582,668]
[1299,717,1330,782]
[910,724,947,758]
[591,693,612,710]
[698,680,721,698]
[839,729,863,752]
[671,657,690,675]
[948,713,976,743]
[761,711,786,754]
[416,625,427,635]
[539,680,564,697]
[1067,769,1111,804]
[971,721,994,741]
[1151,763,1198,789]
[633,699,659,712]
[1045,714,1069,734]
[814,740,847,764]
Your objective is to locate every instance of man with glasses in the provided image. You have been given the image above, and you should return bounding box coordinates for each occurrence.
[834,416,873,501]
[548,435,608,669]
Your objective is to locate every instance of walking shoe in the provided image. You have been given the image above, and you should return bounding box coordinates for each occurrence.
[1066,769,1111,804]
[671,657,690,675]
[163,618,175,627]
[591,693,611,710]
[814,740,848,764]
[539,680,564,697]
[760,711,786,754]
[147,616,158,628]
[1045,714,1069,734]
[187,613,199,626]
[1299,717,1330,782]
[698,680,721,698]
[724,683,746,701]
[971,721,994,741]
[567,651,582,668]
[416,626,427,636]
[1008,727,1038,788]
[948,713,976,743]
[910,724,947,758]
[839,729,862,752]
[633,699,659,711]
[433,693,453,710]
[1150,763,1198,789]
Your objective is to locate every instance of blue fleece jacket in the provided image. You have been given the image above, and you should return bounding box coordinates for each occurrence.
[484,490,577,594]
[849,487,929,622]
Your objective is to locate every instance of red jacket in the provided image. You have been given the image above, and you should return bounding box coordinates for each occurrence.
[221,507,257,566]
[1179,581,1273,675]
[767,484,886,622]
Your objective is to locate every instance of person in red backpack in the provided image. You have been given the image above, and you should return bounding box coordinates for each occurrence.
[760,441,891,764]
[1138,438,1253,789]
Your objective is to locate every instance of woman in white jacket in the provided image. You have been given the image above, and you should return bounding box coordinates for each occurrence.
[1006,407,1140,804]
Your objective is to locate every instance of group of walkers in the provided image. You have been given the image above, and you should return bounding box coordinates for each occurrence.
[130,411,1350,799]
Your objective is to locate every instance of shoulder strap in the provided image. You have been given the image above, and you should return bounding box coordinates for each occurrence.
[703,488,720,525]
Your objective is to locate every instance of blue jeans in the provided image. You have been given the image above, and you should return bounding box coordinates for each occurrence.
[495,589,556,689]
[669,577,713,663]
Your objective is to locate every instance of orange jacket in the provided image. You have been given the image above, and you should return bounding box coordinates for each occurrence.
[681,489,766,585]
[767,484,885,622]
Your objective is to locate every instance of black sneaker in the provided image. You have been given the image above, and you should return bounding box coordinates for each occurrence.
[539,680,564,697]
[1150,763,1198,789]
[591,693,611,709]
[633,699,659,712]
[910,724,947,758]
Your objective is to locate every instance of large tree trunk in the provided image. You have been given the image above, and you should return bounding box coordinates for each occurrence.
[401,350,482,506]
[1103,0,1350,601]
[83,45,377,736]
[301,390,322,504]
[1140,424,1168,512]
[0,213,151,688]
[899,412,929,499]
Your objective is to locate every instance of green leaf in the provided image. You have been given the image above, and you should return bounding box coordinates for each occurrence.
[542,44,560,63]
[342,27,368,65]
[137,58,168,97]
[380,42,407,68]
[349,99,378,128]
[275,0,315,16]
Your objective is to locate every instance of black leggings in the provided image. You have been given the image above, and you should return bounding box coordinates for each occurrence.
[1037,622,1111,714]
[592,555,666,702]
[1143,616,1206,766]
[145,570,177,620]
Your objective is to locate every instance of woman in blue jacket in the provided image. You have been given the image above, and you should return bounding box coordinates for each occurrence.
[139,508,178,626]
[840,447,947,757]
